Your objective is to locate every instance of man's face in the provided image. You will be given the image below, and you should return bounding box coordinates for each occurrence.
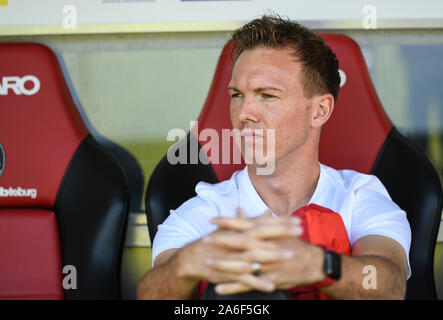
[229,46,314,169]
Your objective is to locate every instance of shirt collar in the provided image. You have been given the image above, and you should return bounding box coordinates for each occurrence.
[238,164,325,216]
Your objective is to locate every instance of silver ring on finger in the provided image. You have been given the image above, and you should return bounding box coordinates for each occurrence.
[250,262,262,276]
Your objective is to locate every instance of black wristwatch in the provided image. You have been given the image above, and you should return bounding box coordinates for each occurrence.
[324,250,342,280]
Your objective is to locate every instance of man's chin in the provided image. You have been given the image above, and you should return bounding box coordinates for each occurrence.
[242,154,276,176]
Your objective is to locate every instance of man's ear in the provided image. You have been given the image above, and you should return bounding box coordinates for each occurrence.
[311,93,335,128]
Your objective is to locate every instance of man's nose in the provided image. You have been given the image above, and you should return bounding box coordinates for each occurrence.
[238,97,260,123]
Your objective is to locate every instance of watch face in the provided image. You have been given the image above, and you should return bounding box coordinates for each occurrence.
[325,251,341,280]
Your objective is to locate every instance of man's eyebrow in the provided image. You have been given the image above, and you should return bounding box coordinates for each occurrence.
[254,87,283,92]
[227,86,283,92]
[227,86,240,91]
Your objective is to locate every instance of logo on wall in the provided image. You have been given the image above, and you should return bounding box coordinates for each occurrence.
[0,141,5,179]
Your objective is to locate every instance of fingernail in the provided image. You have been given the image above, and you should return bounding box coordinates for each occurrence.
[265,282,275,291]
[205,258,213,266]
[215,285,226,295]
[283,250,294,259]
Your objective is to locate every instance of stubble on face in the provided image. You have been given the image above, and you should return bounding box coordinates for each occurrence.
[229,47,314,173]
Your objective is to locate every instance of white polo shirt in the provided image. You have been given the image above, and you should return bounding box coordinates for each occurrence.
[152,163,411,277]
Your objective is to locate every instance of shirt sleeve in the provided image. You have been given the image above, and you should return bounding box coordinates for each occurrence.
[151,188,219,266]
[350,175,412,279]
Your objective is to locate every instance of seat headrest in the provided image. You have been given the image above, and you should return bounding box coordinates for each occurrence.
[0,43,89,208]
[318,34,392,173]
[195,34,393,181]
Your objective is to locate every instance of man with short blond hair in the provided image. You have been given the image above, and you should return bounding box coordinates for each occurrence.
[137,15,411,300]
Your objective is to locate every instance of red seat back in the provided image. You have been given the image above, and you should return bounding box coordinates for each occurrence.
[0,43,128,299]
[0,43,88,207]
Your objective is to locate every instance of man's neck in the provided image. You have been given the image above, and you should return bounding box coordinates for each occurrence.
[248,157,320,217]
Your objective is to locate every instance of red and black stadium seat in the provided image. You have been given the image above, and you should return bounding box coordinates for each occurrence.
[0,43,129,299]
[145,35,442,299]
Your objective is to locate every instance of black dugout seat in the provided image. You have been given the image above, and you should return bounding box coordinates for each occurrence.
[55,49,145,213]
[145,35,442,299]
[0,42,129,299]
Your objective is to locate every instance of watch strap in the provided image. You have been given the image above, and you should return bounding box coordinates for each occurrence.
[312,250,341,288]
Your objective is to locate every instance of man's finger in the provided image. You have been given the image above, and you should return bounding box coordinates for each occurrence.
[205,258,252,274]
[216,274,275,295]
[213,215,301,232]
[239,248,294,263]
[214,282,254,295]
[210,217,253,231]
[252,215,301,227]
[203,230,267,250]
[247,223,303,239]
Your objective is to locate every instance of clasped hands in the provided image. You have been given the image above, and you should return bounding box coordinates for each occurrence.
[181,208,325,295]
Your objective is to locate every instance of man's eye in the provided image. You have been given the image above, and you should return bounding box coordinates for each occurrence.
[263,93,277,99]
[231,93,242,99]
